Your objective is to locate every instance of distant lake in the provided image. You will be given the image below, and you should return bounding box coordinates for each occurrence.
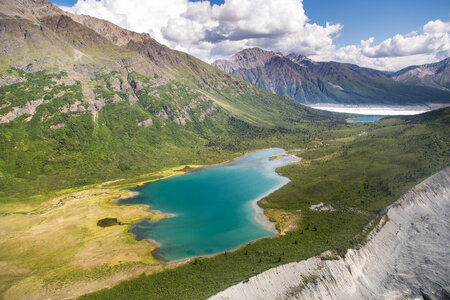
[348,116,383,122]
[119,148,299,262]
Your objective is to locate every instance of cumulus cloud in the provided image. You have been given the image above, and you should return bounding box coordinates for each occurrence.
[61,0,341,62]
[61,0,449,70]
[361,20,449,58]
[310,19,450,70]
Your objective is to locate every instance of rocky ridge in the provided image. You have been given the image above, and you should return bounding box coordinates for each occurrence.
[393,58,450,91]
[213,48,450,105]
[211,167,450,300]
[0,0,225,128]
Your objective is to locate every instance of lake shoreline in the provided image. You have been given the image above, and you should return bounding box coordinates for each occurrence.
[211,168,450,300]
[115,149,301,264]
[251,154,301,234]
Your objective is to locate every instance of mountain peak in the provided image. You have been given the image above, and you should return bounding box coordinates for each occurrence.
[232,47,283,63]
[213,48,450,105]
[0,0,65,20]
[286,53,316,66]
[234,47,282,57]
[213,47,283,72]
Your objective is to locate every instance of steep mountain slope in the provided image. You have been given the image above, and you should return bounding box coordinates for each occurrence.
[393,58,450,91]
[0,0,343,203]
[213,48,450,105]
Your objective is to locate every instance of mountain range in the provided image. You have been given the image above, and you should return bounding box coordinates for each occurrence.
[0,0,341,201]
[213,48,450,105]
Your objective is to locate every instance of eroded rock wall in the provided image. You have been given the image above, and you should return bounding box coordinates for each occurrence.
[211,168,450,300]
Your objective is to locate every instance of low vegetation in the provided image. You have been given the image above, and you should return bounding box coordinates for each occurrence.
[1,67,447,300]
[0,68,346,205]
[81,108,449,299]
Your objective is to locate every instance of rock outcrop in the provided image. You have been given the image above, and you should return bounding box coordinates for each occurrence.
[0,98,44,123]
[211,168,450,300]
[137,117,152,127]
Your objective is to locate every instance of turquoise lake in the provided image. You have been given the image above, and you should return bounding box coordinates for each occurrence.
[348,116,383,122]
[119,148,299,262]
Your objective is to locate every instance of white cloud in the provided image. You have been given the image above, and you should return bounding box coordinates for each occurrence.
[310,19,450,70]
[63,0,189,42]
[62,0,341,62]
[360,20,449,58]
[61,1,450,70]
[423,19,450,34]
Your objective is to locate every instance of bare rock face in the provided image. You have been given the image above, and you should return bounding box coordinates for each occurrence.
[109,77,122,92]
[154,110,169,120]
[213,47,282,73]
[59,101,85,113]
[0,39,22,54]
[70,14,177,66]
[137,117,152,127]
[0,98,44,123]
[0,0,65,21]
[70,14,147,48]
[309,202,335,212]
[12,58,48,73]
[173,117,186,126]
[73,63,102,76]
[211,168,450,300]
[127,91,138,104]
[50,123,65,129]
[393,58,450,91]
[213,47,450,105]
[199,106,216,121]
[0,75,23,86]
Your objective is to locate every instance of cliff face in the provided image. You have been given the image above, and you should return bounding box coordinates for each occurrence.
[211,168,450,300]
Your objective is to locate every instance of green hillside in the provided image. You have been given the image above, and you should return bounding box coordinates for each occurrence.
[0,12,344,204]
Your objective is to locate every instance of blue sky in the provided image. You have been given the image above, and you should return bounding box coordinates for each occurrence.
[303,0,450,46]
[52,0,450,70]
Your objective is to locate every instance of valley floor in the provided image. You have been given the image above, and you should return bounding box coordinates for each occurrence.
[0,166,203,299]
[80,109,449,300]
[1,109,449,300]
[0,150,302,299]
